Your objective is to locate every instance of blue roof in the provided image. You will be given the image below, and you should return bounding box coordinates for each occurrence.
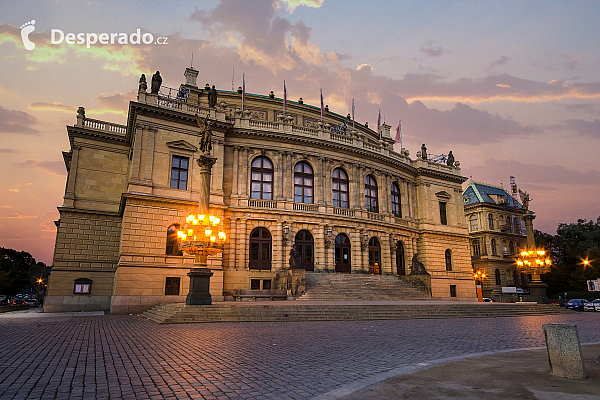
[462,181,523,208]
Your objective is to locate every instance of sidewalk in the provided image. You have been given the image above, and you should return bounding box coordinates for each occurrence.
[337,343,600,400]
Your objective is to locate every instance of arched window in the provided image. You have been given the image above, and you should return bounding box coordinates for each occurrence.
[488,213,494,230]
[365,175,378,213]
[509,241,515,256]
[294,230,314,271]
[391,182,401,217]
[445,249,453,271]
[294,162,314,204]
[368,237,381,275]
[491,238,497,256]
[472,239,481,256]
[249,227,271,270]
[335,233,351,273]
[332,168,349,208]
[495,269,502,285]
[166,224,183,256]
[469,215,478,231]
[250,157,273,200]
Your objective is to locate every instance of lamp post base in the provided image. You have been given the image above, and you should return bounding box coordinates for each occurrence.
[186,267,213,305]
[528,280,549,304]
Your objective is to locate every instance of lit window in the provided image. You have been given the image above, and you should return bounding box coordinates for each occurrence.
[166,224,183,256]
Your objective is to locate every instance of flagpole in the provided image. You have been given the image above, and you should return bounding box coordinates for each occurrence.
[352,98,355,129]
[283,80,286,118]
[242,73,245,112]
[232,67,234,92]
[320,88,323,122]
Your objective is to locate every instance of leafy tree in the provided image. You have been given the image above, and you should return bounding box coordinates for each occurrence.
[0,248,47,297]
[538,217,600,296]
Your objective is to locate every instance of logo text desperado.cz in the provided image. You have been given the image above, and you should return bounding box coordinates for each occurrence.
[51,29,167,48]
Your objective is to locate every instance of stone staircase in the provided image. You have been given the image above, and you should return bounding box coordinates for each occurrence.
[142,302,572,324]
[297,273,431,301]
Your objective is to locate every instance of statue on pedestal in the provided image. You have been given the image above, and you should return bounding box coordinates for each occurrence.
[410,253,428,275]
[195,114,213,154]
[421,144,427,160]
[151,71,162,94]
[446,151,455,166]
[289,245,302,270]
[208,85,218,108]
[138,74,147,91]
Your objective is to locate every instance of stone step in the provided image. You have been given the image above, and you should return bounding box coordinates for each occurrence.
[142,302,571,323]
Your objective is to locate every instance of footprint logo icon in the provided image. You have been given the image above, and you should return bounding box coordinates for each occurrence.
[20,20,36,50]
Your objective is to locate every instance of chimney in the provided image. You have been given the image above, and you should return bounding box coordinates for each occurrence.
[184,67,198,87]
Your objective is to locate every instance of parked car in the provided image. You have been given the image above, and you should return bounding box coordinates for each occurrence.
[0,298,8,306]
[12,299,25,305]
[584,299,600,312]
[482,298,493,302]
[24,298,39,307]
[565,299,586,311]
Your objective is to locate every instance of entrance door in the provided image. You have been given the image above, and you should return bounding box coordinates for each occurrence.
[396,241,405,276]
[295,230,314,271]
[249,227,271,270]
[335,234,351,273]
[368,237,381,275]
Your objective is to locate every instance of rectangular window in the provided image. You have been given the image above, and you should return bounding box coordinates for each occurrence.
[165,277,181,296]
[262,280,272,290]
[472,240,481,256]
[73,278,92,294]
[170,156,189,190]
[450,285,457,297]
[251,279,260,290]
[439,202,447,225]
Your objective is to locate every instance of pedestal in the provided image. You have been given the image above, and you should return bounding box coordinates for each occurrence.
[529,280,549,304]
[186,268,213,305]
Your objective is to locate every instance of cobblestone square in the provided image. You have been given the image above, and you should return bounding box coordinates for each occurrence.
[1,311,599,399]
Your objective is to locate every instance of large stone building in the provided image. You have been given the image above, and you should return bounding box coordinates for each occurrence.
[46,67,476,314]
[462,180,528,301]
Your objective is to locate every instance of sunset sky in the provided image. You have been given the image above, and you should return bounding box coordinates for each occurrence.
[1,0,599,264]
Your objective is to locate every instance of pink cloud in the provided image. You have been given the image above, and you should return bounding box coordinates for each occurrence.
[0,106,39,134]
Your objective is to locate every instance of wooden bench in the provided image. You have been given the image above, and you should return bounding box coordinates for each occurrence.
[233,289,287,301]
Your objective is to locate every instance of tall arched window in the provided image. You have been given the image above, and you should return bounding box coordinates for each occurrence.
[294,162,314,204]
[250,157,273,200]
[166,224,183,256]
[368,237,381,275]
[488,213,494,230]
[445,249,453,271]
[332,168,349,208]
[391,182,401,217]
[472,239,481,256]
[365,174,378,213]
[495,269,502,285]
[491,238,498,256]
[469,215,478,231]
[295,230,314,271]
[249,227,271,270]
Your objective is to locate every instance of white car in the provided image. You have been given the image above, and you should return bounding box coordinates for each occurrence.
[482,298,493,302]
[584,299,600,311]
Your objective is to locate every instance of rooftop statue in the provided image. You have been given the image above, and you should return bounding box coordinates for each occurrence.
[151,71,162,94]
[138,74,147,91]
[446,151,455,167]
[195,114,213,154]
[208,85,218,108]
[519,189,530,212]
[421,144,427,160]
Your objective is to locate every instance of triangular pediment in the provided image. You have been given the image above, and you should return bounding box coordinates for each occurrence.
[166,140,197,152]
[435,190,452,200]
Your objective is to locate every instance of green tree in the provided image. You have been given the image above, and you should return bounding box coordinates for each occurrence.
[539,217,600,295]
[0,248,46,297]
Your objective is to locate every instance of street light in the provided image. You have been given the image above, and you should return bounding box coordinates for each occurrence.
[473,269,487,302]
[515,249,552,282]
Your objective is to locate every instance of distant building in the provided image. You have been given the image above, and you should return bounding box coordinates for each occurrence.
[45,67,476,314]
[462,180,528,301]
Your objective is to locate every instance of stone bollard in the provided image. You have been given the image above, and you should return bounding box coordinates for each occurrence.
[542,323,586,379]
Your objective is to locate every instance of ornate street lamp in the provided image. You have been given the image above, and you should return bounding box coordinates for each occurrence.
[515,213,551,303]
[175,114,226,304]
[473,269,487,302]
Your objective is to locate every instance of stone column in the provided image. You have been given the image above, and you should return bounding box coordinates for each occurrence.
[380,172,389,214]
[130,125,144,181]
[230,218,237,270]
[239,218,247,269]
[276,151,284,200]
[323,158,331,206]
[143,126,156,183]
[63,145,80,208]
[285,152,293,201]
[381,233,391,274]
[315,156,324,205]
[232,146,239,197]
[240,147,249,197]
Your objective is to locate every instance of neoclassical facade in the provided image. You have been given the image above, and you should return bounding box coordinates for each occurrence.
[462,180,528,300]
[46,67,476,314]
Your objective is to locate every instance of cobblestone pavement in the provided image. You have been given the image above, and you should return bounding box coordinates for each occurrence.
[1,311,599,400]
